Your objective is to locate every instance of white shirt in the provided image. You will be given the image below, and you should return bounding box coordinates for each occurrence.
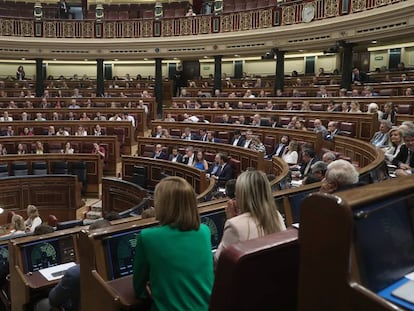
[25,216,42,232]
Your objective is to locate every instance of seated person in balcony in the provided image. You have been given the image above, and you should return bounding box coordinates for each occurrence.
[68,99,80,109]
[181,127,196,140]
[133,177,213,311]
[71,88,82,98]
[58,0,70,19]
[405,88,412,96]
[194,151,208,171]
[16,65,25,80]
[0,144,6,156]
[94,112,107,121]
[47,126,55,136]
[56,127,69,136]
[24,205,42,233]
[322,151,336,164]
[181,147,196,166]
[92,143,106,160]
[94,124,105,136]
[370,120,392,148]
[64,142,74,154]
[347,100,362,113]
[324,121,341,141]
[313,119,327,136]
[79,112,90,121]
[282,140,299,166]
[153,144,167,160]
[34,112,46,121]
[209,153,233,187]
[185,7,196,16]
[1,215,26,238]
[302,161,328,185]
[215,170,286,261]
[243,89,255,98]
[242,130,253,148]
[319,159,360,193]
[299,148,318,178]
[0,111,13,122]
[164,113,175,122]
[206,131,218,143]
[35,141,44,154]
[381,102,397,125]
[266,135,289,159]
[230,129,245,147]
[393,128,414,177]
[168,146,183,163]
[16,143,26,155]
[384,128,404,163]
[3,126,15,137]
[20,127,34,136]
[75,125,87,136]
[250,137,266,153]
[351,67,368,85]
[294,120,308,131]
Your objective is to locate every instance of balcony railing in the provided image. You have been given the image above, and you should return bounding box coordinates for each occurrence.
[0,0,405,38]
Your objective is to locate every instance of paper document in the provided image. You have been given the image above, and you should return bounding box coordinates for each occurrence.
[38,262,76,281]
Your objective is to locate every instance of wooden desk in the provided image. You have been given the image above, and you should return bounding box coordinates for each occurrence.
[0,175,83,224]
[9,228,81,311]
[0,135,118,176]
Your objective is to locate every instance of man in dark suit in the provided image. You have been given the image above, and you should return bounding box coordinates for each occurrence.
[181,146,196,166]
[211,153,233,187]
[393,129,414,176]
[181,127,196,141]
[300,149,318,178]
[324,121,341,141]
[266,135,289,159]
[58,0,70,19]
[198,128,208,142]
[168,146,183,163]
[153,144,167,160]
[230,129,245,147]
[352,67,368,85]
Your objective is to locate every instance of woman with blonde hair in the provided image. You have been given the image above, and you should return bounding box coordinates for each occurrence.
[282,140,299,166]
[24,205,42,232]
[384,128,404,163]
[133,177,213,310]
[215,170,286,260]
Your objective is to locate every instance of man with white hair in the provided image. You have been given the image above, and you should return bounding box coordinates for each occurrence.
[320,159,360,193]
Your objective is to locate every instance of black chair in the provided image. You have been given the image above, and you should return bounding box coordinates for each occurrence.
[0,164,9,177]
[52,161,68,174]
[132,165,147,189]
[71,161,87,195]
[32,161,48,175]
[12,162,28,176]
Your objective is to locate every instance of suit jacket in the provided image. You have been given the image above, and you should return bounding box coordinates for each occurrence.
[215,212,286,261]
[370,131,389,148]
[324,129,341,141]
[49,264,80,311]
[392,144,414,168]
[169,153,183,163]
[216,163,233,186]
[153,151,167,160]
[300,157,318,177]
[230,136,245,147]
[181,154,195,166]
[267,143,287,159]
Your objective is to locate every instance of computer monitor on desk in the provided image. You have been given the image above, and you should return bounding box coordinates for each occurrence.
[104,229,142,280]
[200,209,226,250]
[20,235,77,273]
[352,193,414,309]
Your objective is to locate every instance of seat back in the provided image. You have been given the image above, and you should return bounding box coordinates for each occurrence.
[0,163,9,177]
[12,162,28,176]
[32,162,48,175]
[210,229,299,311]
[52,161,68,174]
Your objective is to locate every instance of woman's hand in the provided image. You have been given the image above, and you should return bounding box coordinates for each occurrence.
[226,199,239,219]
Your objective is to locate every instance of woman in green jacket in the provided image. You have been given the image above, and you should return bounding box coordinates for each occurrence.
[133,176,214,311]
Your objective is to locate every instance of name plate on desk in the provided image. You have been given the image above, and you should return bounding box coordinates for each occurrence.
[39,262,76,281]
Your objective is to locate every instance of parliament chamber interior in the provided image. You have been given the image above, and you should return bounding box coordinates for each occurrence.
[0,0,414,310]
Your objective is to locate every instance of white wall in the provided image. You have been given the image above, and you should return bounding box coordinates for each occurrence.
[369,50,388,72]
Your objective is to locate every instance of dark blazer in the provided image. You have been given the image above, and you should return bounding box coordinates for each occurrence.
[300,157,318,177]
[230,136,245,147]
[216,163,234,185]
[392,144,414,168]
[267,143,287,159]
[49,264,80,311]
[169,153,183,163]
[153,151,167,160]
[324,129,341,141]
[181,154,195,165]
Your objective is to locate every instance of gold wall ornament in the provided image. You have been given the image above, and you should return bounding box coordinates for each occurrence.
[259,8,273,28]
[221,14,233,32]
[141,20,153,37]
[352,0,366,12]
[325,0,339,17]
[282,6,295,25]
[63,22,74,37]
[44,21,55,37]
[104,22,115,38]
[21,20,34,37]
[375,0,391,6]
[241,11,252,31]
[81,21,93,38]
[199,16,211,34]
